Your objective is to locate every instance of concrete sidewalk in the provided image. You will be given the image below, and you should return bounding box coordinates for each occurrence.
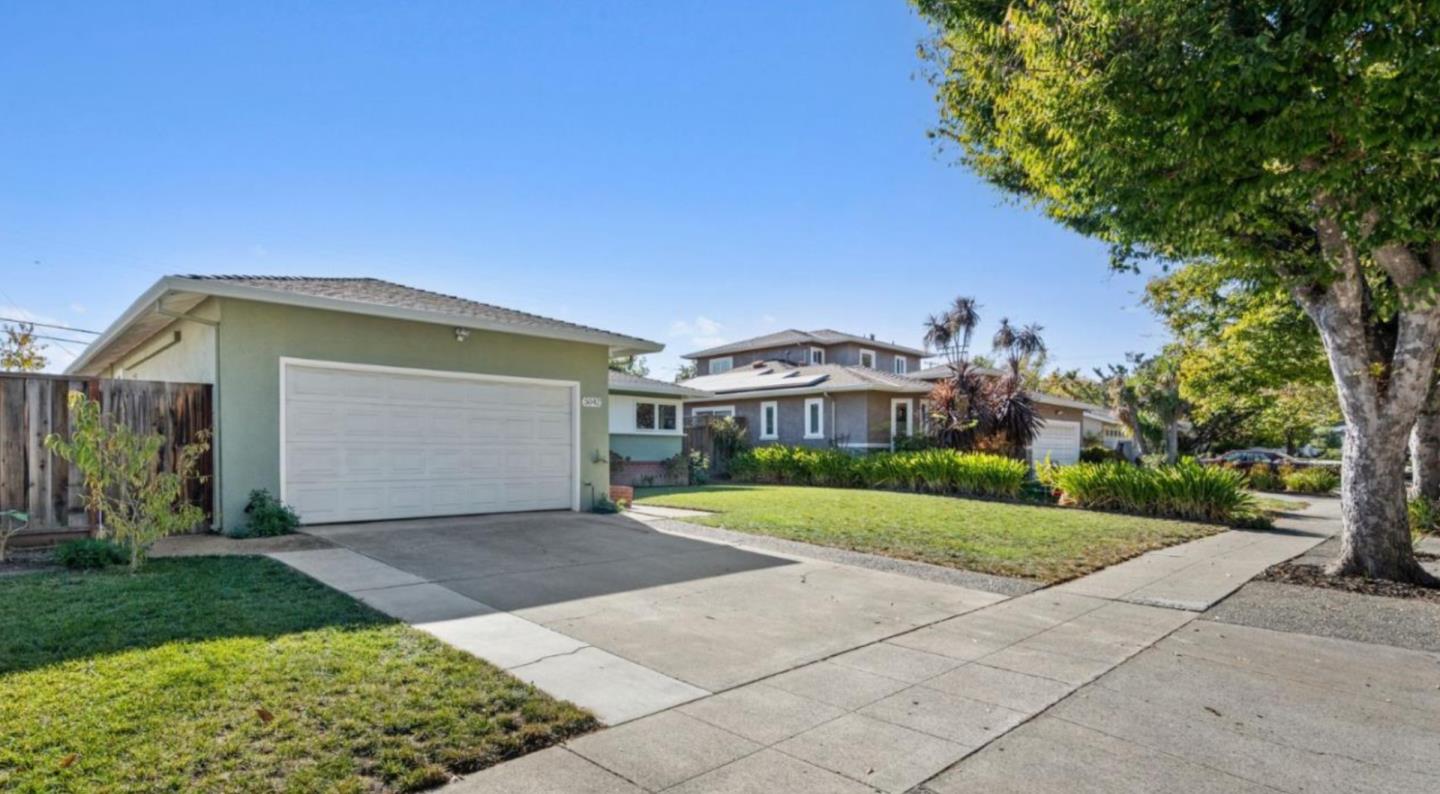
[447,502,1343,792]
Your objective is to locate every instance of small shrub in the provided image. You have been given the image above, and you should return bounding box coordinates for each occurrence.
[54,537,127,570]
[1240,464,1282,492]
[1280,466,1339,495]
[609,450,628,475]
[1079,446,1120,464]
[1409,497,1440,540]
[1053,460,1257,525]
[592,497,621,514]
[240,490,301,538]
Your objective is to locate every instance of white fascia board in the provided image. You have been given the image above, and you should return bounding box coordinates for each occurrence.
[65,278,175,374]
[68,276,661,374]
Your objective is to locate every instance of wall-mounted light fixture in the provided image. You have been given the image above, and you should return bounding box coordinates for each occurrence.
[454,327,472,342]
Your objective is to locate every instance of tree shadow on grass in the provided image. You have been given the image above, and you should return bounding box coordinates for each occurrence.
[0,555,391,676]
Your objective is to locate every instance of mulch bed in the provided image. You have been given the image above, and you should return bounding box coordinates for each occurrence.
[1258,552,1440,604]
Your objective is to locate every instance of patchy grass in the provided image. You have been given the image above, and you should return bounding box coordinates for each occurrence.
[0,557,595,793]
[1252,495,1311,515]
[637,484,1221,584]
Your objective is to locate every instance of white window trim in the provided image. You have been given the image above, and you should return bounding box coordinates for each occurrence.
[893,357,908,374]
[890,398,914,445]
[708,356,734,374]
[808,347,825,365]
[803,397,825,439]
[760,400,779,440]
[858,348,876,369]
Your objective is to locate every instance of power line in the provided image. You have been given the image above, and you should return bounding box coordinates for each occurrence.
[33,334,93,346]
[0,316,100,335]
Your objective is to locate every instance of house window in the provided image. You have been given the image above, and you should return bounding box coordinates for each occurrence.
[859,349,876,369]
[804,397,824,439]
[891,398,913,443]
[659,404,677,430]
[692,406,735,420]
[893,357,908,375]
[760,401,779,440]
[808,347,825,365]
[635,402,656,430]
[709,356,733,374]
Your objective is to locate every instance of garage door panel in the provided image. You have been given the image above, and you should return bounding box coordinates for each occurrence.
[1032,420,1081,466]
[283,363,575,524]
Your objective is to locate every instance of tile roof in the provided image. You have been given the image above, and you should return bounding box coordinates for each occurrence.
[608,371,712,398]
[174,275,661,352]
[683,328,926,359]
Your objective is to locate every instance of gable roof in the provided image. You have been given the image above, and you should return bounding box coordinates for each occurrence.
[608,371,712,399]
[682,361,931,399]
[67,275,662,374]
[683,329,926,360]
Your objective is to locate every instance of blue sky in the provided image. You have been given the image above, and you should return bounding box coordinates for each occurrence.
[0,1,1164,378]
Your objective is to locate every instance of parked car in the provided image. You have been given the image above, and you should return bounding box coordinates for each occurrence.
[1206,449,1297,467]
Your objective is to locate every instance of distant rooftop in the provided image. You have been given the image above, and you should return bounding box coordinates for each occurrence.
[683,329,926,360]
[608,370,712,399]
[682,360,930,397]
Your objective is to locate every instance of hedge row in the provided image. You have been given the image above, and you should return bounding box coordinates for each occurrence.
[729,446,1028,499]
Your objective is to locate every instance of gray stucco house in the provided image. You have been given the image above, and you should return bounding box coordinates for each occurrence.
[681,329,1106,463]
[681,330,931,451]
[67,275,661,531]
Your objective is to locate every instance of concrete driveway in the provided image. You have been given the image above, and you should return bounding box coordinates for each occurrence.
[275,511,1005,722]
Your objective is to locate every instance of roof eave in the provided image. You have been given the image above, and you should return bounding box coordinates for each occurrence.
[68,276,661,374]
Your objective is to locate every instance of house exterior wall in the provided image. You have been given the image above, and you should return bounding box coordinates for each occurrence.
[686,391,906,449]
[214,297,612,533]
[608,391,685,463]
[106,298,220,383]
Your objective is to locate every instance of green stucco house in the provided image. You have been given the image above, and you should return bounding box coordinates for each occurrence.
[67,275,661,533]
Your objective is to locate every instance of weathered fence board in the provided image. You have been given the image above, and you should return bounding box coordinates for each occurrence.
[0,373,213,536]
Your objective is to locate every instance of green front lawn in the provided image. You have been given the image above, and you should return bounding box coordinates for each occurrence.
[637,485,1221,583]
[0,557,595,792]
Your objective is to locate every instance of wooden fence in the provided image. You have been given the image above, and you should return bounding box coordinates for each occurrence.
[0,373,213,538]
[684,416,748,477]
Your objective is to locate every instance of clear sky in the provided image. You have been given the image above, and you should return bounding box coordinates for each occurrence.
[0,1,1165,378]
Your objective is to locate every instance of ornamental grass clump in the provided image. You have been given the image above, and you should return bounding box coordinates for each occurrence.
[1280,465,1340,495]
[1053,460,1256,525]
[728,446,1026,499]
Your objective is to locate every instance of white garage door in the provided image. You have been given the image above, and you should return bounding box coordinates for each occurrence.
[282,360,576,524]
[1031,419,1081,466]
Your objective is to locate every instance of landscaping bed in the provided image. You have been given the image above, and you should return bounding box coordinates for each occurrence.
[635,484,1221,584]
[1257,552,1440,603]
[0,556,596,792]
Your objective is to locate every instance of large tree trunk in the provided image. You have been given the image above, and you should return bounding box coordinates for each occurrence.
[1164,422,1179,464]
[1336,420,1431,581]
[1410,377,1440,501]
[1295,230,1440,584]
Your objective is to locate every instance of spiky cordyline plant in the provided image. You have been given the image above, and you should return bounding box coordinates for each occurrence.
[925,304,1047,457]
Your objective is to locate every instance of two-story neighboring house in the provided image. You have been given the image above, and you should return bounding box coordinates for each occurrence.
[681,330,930,450]
[679,329,1107,464]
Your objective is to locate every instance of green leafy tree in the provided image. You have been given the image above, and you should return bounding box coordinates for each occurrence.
[45,393,210,571]
[608,356,650,377]
[1147,262,1340,453]
[1,323,47,372]
[1036,368,1107,408]
[673,362,698,382]
[1131,349,1188,464]
[916,0,1440,582]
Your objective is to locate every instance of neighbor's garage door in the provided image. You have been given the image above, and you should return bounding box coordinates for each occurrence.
[282,361,576,524]
[1031,419,1081,466]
